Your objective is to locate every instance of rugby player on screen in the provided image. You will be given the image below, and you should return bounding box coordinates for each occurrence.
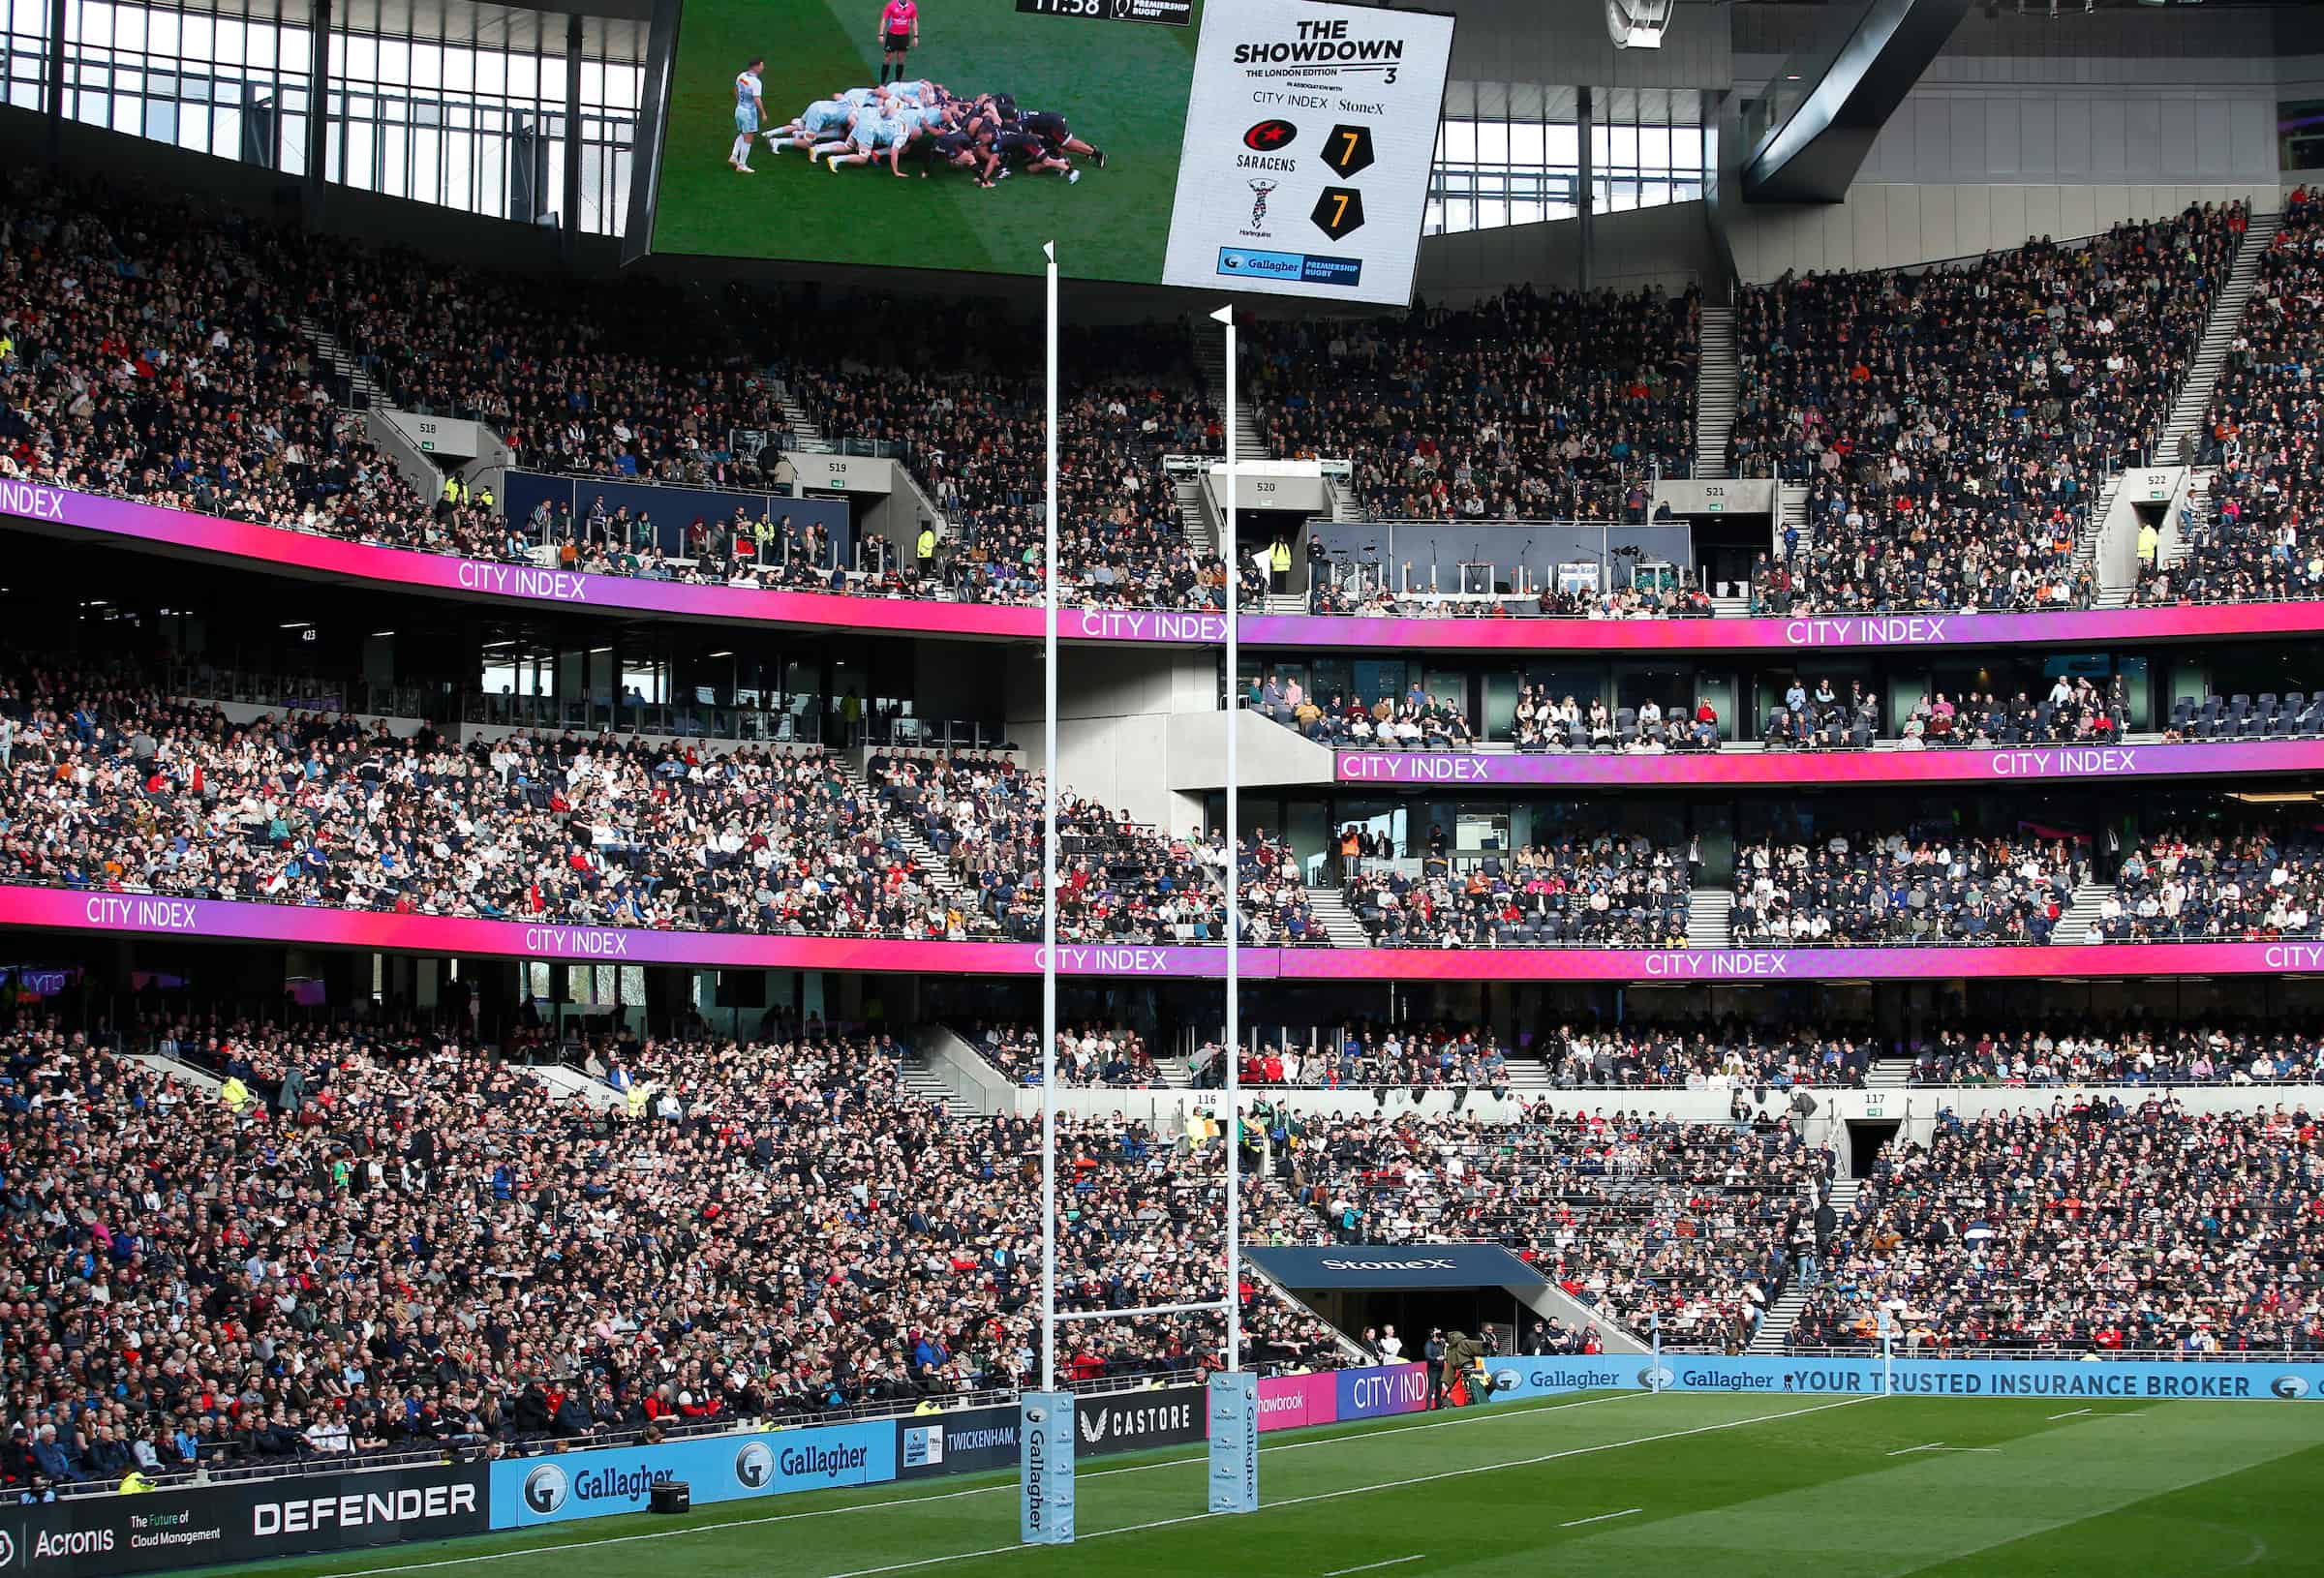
[728,57,765,173]
[877,0,920,86]
[1021,106,1107,169]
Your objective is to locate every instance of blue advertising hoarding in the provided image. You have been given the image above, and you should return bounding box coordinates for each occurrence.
[1483,1355,2324,1405]
[488,1420,895,1528]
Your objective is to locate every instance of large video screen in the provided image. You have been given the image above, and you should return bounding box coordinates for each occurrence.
[647,0,1454,305]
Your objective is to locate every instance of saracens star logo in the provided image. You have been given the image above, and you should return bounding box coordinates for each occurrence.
[1242,119,1298,151]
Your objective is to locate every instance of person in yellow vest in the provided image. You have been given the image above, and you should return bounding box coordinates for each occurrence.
[220,1075,253,1114]
[477,482,495,511]
[119,1469,157,1495]
[2137,520,2159,565]
[915,523,938,581]
[438,473,461,521]
[1269,537,1293,594]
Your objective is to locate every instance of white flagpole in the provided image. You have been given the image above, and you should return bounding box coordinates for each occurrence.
[1212,303,1241,1375]
[1041,240,1060,1396]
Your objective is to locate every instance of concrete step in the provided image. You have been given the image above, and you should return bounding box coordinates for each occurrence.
[1304,887,1372,949]
[902,1059,978,1116]
[2158,210,2279,465]
[1686,890,1734,950]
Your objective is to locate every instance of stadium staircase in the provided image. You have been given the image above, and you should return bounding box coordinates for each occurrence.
[2075,468,2130,603]
[773,384,836,454]
[520,1063,626,1112]
[1194,324,1266,459]
[296,315,388,410]
[126,1050,225,1096]
[901,1052,978,1116]
[1176,473,1219,559]
[1777,481,1810,554]
[2059,880,2116,946]
[2158,208,2280,465]
[1694,306,1738,480]
[1748,1178,1861,1354]
[1304,887,1372,949]
[837,756,972,914]
[1864,1059,1912,1092]
[1686,890,1735,950]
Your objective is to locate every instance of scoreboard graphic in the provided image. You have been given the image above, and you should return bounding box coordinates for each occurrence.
[1161,0,1454,304]
[647,0,1452,304]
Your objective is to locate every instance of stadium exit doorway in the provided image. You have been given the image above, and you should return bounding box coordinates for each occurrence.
[1847,1118,1901,1177]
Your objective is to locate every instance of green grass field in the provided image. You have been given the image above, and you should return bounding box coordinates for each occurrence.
[652,0,1204,279]
[197,1390,2324,1578]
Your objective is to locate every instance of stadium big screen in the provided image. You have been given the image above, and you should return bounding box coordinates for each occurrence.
[646,0,1454,303]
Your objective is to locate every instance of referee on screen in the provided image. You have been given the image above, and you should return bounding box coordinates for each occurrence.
[878,0,920,84]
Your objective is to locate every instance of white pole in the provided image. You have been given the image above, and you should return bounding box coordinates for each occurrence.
[1212,303,1241,1376]
[1041,240,1060,1396]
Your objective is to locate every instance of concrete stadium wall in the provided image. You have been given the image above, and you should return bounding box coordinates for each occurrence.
[1007,644,1219,835]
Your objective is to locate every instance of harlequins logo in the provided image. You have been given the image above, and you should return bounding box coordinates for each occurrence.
[1249,180,1279,228]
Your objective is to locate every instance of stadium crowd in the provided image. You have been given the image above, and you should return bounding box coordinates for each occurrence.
[14,167,2320,626]
[0,660,1306,945]
[1905,1022,2324,1084]
[959,1020,1165,1087]
[1281,1108,1826,1349]
[1735,204,2246,615]
[0,1015,1363,1492]
[2079,827,2324,942]
[1248,285,1701,522]
[1544,1022,1873,1089]
[1728,834,2083,946]
[1344,835,1694,949]
[1789,1100,2324,1351]
[863,751,1320,945]
[2140,186,2324,605]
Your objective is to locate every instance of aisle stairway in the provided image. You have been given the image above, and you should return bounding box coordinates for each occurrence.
[1777,481,1810,556]
[1694,306,1738,479]
[2159,209,2280,465]
[1195,325,1266,460]
[1177,474,1218,558]
[773,383,834,454]
[296,315,387,410]
[1304,887,1371,949]
[837,758,969,913]
[1687,890,1735,950]
[1749,1177,1863,1353]
[1864,1059,1912,1091]
[2058,879,2116,946]
[902,1052,978,1116]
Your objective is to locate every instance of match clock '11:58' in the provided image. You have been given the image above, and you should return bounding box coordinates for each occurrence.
[1014,0,1194,27]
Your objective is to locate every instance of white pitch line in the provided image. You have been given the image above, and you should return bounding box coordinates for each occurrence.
[1324,1556,1426,1576]
[2048,1409,2093,1420]
[822,1395,1879,1578]
[300,1391,1642,1578]
[1889,1442,2001,1455]
[1560,1507,1643,1528]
